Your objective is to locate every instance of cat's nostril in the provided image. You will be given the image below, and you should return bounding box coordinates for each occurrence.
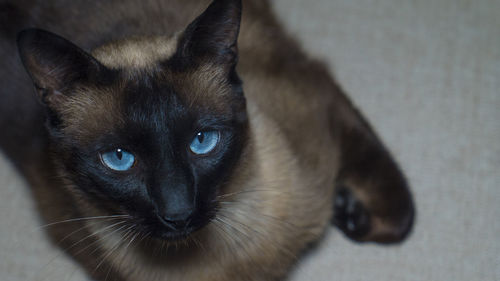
[156,211,193,231]
[157,215,182,230]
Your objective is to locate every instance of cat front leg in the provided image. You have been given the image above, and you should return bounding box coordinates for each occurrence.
[331,112,415,244]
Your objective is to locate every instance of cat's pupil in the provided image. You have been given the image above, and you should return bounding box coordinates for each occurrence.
[116,149,123,160]
[197,132,205,143]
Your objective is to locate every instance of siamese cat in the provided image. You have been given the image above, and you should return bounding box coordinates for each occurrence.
[0,0,414,280]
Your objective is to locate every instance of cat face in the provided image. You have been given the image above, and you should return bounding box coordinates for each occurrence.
[17,0,246,240]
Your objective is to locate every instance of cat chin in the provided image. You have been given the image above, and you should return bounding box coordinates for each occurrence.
[149,231,192,243]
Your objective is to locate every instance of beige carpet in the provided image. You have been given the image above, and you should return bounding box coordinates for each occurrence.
[1,0,499,280]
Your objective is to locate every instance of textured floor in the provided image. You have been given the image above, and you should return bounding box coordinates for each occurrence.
[1,0,499,280]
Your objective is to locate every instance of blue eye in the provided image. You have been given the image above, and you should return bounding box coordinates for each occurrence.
[100,148,135,171]
[189,131,220,155]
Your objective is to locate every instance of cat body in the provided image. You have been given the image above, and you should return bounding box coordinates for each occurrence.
[0,1,414,280]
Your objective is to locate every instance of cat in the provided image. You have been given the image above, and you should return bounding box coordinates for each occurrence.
[0,0,414,280]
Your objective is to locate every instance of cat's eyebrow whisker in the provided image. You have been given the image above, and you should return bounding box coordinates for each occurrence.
[37,214,130,229]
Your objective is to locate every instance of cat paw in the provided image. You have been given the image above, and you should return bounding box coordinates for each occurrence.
[332,185,371,241]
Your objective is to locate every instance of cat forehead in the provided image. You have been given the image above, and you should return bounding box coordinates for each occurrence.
[90,35,233,109]
[91,35,179,69]
[60,36,238,143]
[59,69,234,143]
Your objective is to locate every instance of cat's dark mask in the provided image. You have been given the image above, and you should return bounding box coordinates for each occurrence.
[17,0,247,240]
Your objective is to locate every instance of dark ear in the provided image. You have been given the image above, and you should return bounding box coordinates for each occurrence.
[176,0,242,67]
[17,28,107,106]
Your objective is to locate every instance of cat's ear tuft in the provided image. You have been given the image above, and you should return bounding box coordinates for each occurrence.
[176,0,242,67]
[17,29,107,106]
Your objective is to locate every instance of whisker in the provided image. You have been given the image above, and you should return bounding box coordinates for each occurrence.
[216,216,254,242]
[80,222,130,257]
[112,230,140,280]
[212,218,262,273]
[94,224,135,275]
[137,231,151,247]
[216,213,298,261]
[218,200,299,230]
[190,235,207,255]
[122,228,140,255]
[216,188,287,199]
[215,175,329,201]
[55,217,124,247]
[217,213,264,241]
[216,188,318,202]
[37,215,130,229]
[210,219,236,253]
[37,220,127,281]
[104,227,138,281]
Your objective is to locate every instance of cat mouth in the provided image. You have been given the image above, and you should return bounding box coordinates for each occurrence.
[151,228,195,241]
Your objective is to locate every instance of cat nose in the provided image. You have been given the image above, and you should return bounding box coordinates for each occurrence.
[157,209,193,231]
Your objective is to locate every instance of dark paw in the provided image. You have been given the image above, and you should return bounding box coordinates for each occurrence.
[332,185,371,241]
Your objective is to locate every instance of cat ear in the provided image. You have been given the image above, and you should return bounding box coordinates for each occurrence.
[176,0,242,67]
[17,28,108,106]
